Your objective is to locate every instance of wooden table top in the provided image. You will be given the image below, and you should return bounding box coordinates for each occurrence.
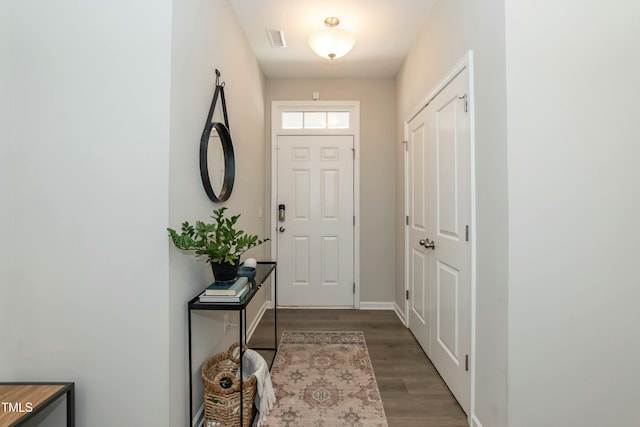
[0,384,67,425]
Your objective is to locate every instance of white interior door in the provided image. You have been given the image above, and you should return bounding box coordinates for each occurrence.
[407,67,471,414]
[429,69,471,414]
[408,106,432,354]
[277,135,354,307]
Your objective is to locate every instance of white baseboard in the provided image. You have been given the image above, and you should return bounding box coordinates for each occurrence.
[359,301,395,310]
[471,415,484,427]
[270,302,397,311]
[276,305,355,309]
[393,302,407,326]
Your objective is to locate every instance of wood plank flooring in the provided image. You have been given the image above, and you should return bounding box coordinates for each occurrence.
[249,309,468,427]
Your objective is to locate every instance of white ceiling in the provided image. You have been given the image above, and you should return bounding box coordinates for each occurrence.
[229,0,437,78]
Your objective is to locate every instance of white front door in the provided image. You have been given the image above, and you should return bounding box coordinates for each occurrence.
[277,135,354,307]
[407,67,472,414]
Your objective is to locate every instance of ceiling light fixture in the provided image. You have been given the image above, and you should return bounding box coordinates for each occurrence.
[308,17,355,60]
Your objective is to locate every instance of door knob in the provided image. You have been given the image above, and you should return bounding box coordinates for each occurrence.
[279,226,286,233]
[419,238,436,250]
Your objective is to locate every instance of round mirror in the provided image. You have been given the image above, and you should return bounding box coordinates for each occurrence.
[199,122,234,202]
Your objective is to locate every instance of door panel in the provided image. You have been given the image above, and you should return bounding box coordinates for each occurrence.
[436,98,460,238]
[321,169,339,219]
[437,261,459,359]
[411,123,428,231]
[411,248,427,323]
[277,135,354,307]
[321,236,339,285]
[292,237,310,285]
[292,168,310,219]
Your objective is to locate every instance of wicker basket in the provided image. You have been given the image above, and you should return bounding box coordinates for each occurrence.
[201,343,258,427]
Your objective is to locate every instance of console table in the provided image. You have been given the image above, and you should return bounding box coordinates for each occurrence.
[0,382,74,427]
[187,261,277,426]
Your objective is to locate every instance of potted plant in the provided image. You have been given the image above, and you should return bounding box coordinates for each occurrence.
[167,207,268,282]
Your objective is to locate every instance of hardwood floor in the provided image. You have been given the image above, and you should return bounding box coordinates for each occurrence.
[249,309,468,427]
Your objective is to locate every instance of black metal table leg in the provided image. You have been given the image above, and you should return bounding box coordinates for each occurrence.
[274,268,278,352]
[243,309,247,345]
[188,307,193,425]
[239,309,244,427]
[67,383,75,427]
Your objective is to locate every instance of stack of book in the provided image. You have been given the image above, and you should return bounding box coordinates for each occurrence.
[199,276,251,303]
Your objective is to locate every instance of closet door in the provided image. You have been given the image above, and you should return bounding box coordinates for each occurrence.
[407,66,472,414]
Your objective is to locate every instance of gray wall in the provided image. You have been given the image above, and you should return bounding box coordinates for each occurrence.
[5,0,173,425]
[0,0,13,380]
[2,0,267,426]
[396,1,508,426]
[506,1,640,425]
[265,78,397,303]
[169,0,267,424]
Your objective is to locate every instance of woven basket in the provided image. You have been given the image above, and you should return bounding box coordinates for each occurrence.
[201,343,258,427]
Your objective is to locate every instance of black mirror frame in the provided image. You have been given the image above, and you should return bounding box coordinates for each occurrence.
[199,69,235,203]
[199,121,235,203]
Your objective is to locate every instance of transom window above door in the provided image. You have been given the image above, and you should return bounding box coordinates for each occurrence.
[281,111,350,130]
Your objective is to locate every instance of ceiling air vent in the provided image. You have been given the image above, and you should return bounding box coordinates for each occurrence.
[267,29,286,48]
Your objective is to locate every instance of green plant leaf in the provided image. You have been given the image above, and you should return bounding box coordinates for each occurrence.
[167,208,268,264]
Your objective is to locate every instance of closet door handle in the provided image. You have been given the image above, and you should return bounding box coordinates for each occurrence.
[419,238,436,250]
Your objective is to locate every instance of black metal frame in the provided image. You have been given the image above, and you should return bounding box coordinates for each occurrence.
[0,382,75,427]
[200,122,235,203]
[187,261,277,426]
[200,68,235,203]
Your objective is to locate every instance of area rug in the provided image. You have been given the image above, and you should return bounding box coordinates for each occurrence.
[262,331,388,427]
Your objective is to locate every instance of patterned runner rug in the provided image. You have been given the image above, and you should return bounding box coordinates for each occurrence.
[262,331,388,427]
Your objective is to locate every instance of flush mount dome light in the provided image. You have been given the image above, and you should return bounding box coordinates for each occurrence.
[308,17,355,60]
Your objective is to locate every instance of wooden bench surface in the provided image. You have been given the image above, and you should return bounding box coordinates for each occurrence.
[0,384,66,425]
